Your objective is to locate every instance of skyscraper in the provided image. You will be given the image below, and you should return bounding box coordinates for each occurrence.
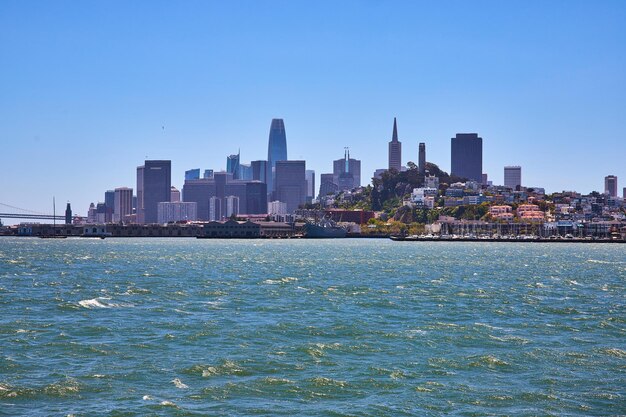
[65,202,72,225]
[185,169,200,181]
[451,133,483,182]
[319,173,339,199]
[142,160,171,223]
[418,142,426,175]
[275,160,306,213]
[170,186,181,202]
[267,119,287,195]
[136,166,144,223]
[113,187,133,223]
[251,160,268,184]
[605,175,618,197]
[332,148,361,191]
[504,166,522,189]
[388,118,402,171]
[305,170,316,202]
[104,190,115,223]
[227,152,240,180]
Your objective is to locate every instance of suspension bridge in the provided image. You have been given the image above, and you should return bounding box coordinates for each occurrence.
[0,202,67,222]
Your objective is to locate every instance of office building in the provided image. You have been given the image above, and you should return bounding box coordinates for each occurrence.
[239,164,252,180]
[227,152,240,180]
[203,169,214,179]
[504,166,522,189]
[605,175,618,197]
[333,148,361,191]
[113,187,133,223]
[451,133,482,182]
[136,166,144,223]
[305,170,316,202]
[157,202,197,223]
[65,202,72,225]
[418,142,426,175]
[318,173,338,198]
[388,118,402,171]
[274,160,306,213]
[225,196,240,218]
[268,201,287,215]
[104,190,115,223]
[170,186,181,202]
[209,197,221,221]
[623,187,626,199]
[141,160,171,224]
[185,169,200,181]
[267,118,288,195]
[251,160,268,183]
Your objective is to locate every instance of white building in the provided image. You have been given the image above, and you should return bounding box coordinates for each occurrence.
[157,202,197,223]
[225,195,239,218]
[425,175,439,189]
[268,200,287,215]
[209,197,221,221]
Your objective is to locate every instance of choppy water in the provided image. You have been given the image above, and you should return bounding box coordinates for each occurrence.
[0,237,625,416]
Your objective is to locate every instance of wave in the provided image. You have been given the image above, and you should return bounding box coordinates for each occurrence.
[78,297,134,309]
[263,277,298,285]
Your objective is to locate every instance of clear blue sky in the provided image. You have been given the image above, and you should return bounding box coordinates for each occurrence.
[1,1,625,220]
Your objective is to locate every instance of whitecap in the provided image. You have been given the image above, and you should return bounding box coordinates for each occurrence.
[160,400,177,407]
[171,378,188,389]
[78,297,133,309]
[142,395,153,400]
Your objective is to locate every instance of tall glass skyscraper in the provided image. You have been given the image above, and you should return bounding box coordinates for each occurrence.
[451,133,483,182]
[142,160,171,224]
[267,118,287,195]
[227,152,240,180]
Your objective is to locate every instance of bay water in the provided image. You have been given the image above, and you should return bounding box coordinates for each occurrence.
[0,238,624,416]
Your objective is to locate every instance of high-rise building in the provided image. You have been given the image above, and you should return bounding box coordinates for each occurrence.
[305,170,316,202]
[418,143,426,175]
[333,148,361,191]
[388,118,402,171]
[605,175,618,197]
[65,202,72,225]
[481,173,489,185]
[225,196,240,218]
[136,166,144,223]
[87,203,97,224]
[157,202,197,223]
[274,160,306,213]
[623,187,626,199]
[142,160,171,224]
[104,190,115,223]
[267,118,287,195]
[251,160,268,184]
[113,187,133,223]
[170,186,181,202]
[185,169,200,181]
[504,166,522,189]
[203,169,214,179]
[451,133,483,182]
[209,197,221,221]
[227,152,240,180]
[239,164,252,180]
[318,173,338,199]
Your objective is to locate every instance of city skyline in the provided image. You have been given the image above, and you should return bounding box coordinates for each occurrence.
[1,2,625,217]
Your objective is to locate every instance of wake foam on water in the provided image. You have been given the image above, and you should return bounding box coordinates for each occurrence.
[171,378,188,389]
[263,277,298,285]
[78,297,133,309]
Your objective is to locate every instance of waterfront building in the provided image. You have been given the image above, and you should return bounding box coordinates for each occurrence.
[136,166,144,223]
[275,160,306,213]
[203,169,214,179]
[418,142,426,175]
[504,166,522,189]
[251,160,268,183]
[333,148,361,191]
[170,186,181,202]
[113,187,133,223]
[185,169,200,181]
[605,175,618,197]
[142,160,171,224]
[305,170,316,203]
[267,118,288,196]
[227,152,240,180]
[157,202,197,223]
[388,118,402,171]
[451,133,482,182]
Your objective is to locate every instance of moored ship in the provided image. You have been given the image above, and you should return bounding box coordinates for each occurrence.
[304,218,347,238]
